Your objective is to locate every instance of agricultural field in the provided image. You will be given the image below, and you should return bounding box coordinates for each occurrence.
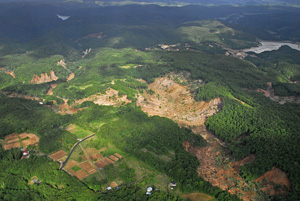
[2,133,39,150]
[0,1,300,201]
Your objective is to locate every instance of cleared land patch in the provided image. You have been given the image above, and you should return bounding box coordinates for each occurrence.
[90,153,103,161]
[73,169,89,180]
[3,133,39,150]
[66,124,94,138]
[65,159,78,169]
[114,153,123,159]
[78,161,97,174]
[137,75,221,127]
[109,155,119,162]
[50,150,67,161]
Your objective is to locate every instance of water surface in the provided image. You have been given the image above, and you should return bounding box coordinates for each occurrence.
[243,41,300,53]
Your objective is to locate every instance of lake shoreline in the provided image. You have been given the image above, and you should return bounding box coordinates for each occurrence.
[242,40,300,54]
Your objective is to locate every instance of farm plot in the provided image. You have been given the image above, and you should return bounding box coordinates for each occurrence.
[114,153,123,159]
[78,161,97,174]
[73,169,89,180]
[65,160,78,169]
[109,155,119,162]
[50,150,67,161]
[5,133,19,141]
[66,124,94,138]
[90,153,103,161]
[19,133,39,147]
[3,133,39,150]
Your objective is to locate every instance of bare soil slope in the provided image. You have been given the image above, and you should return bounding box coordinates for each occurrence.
[137,76,221,127]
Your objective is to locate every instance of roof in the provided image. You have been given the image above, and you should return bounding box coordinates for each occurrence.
[147,187,153,192]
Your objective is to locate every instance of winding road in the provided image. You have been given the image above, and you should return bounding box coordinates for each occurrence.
[60,134,95,170]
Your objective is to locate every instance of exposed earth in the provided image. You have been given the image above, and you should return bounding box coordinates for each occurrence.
[137,75,221,127]
[254,82,300,104]
[31,70,58,84]
[138,74,290,200]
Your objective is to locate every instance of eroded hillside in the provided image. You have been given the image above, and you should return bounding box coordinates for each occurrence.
[137,76,222,127]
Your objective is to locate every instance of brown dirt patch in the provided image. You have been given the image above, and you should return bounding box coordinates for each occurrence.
[2,92,40,102]
[86,148,97,156]
[58,99,82,115]
[57,59,67,68]
[99,147,107,152]
[4,142,21,150]
[114,153,123,159]
[46,84,57,95]
[5,133,19,141]
[19,133,39,147]
[82,155,88,161]
[73,169,89,180]
[184,126,258,201]
[249,82,300,104]
[68,169,76,175]
[3,133,39,150]
[255,167,290,196]
[137,76,221,127]
[90,153,103,161]
[65,159,78,169]
[50,150,67,161]
[136,78,147,84]
[31,70,58,84]
[65,124,77,133]
[180,193,214,201]
[230,154,255,172]
[95,160,106,169]
[6,138,20,144]
[28,176,39,185]
[75,88,131,107]
[109,155,119,162]
[5,71,15,78]
[67,73,75,82]
[102,157,114,165]
[78,161,96,174]
[110,182,118,188]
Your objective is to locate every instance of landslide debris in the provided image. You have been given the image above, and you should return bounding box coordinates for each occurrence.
[46,84,58,95]
[184,126,258,201]
[255,167,290,196]
[137,76,221,127]
[136,74,289,200]
[67,73,75,82]
[254,82,300,104]
[76,88,131,106]
[31,70,58,84]
[5,70,15,78]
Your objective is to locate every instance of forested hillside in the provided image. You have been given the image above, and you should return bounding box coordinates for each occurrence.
[0,2,300,201]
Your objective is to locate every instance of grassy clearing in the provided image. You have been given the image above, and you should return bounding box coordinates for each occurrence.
[69,144,84,163]
[71,166,81,172]
[124,156,170,191]
[66,124,94,138]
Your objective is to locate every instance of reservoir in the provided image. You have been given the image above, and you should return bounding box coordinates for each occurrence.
[243,41,300,54]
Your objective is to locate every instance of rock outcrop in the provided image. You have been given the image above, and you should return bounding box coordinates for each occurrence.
[31,70,58,84]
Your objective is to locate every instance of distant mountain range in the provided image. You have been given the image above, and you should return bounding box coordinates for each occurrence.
[0,0,300,6]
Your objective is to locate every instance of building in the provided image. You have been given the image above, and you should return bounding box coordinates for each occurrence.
[170,181,177,190]
[146,187,153,195]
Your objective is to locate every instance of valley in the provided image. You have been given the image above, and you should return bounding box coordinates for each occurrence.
[0,1,300,201]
